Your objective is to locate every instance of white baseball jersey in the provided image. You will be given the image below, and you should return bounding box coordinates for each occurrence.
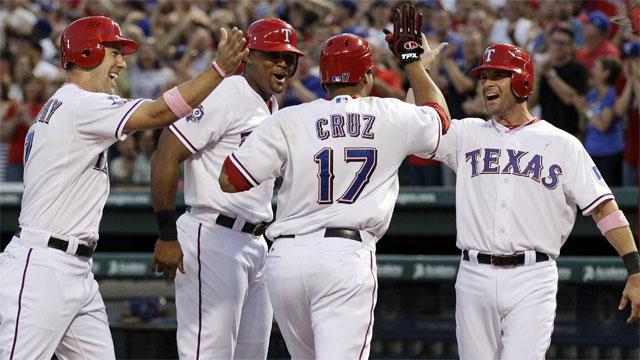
[228,95,444,241]
[19,83,145,240]
[170,75,276,223]
[430,117,613,257]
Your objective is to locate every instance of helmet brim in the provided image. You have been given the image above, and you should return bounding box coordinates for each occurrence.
[469,64,521,79]
[103,38,139,55]
[249,43,305,57]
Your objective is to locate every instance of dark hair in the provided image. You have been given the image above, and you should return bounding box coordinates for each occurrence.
[598,56,622,86]
[549,26,574,41]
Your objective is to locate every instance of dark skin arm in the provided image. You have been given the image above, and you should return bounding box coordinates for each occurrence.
[590,199,640,323]
[150,129,192,280]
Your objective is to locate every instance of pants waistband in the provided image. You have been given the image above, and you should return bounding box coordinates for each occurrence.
[15,228,95,257]
[277,228,362,242]
[187,207,268,236]
[463,249,550,267]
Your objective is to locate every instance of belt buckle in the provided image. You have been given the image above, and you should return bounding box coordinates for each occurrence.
[490,254,513,267]
[252,223,267,236]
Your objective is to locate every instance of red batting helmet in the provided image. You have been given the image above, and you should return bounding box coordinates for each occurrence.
[320,34,374,84]
[469,43,534,98]
[60,16,139,69]
[246,18,304,56]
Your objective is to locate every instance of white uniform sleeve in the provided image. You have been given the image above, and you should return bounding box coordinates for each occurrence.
[74,92,145,151]
[563,137,614,215]
[229,115,287,186]
[169,84,232,153]
[427,118,464,171]
[404,104,443,156]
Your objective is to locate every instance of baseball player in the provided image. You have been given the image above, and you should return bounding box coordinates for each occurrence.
[0,16,247,359]
[420,43,640,359]
[149,19,304,359]
[218,5,450,359]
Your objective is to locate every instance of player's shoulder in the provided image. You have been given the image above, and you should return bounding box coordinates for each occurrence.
[533,120,582,145]
[274,98,328,119]
[450,116,488,129]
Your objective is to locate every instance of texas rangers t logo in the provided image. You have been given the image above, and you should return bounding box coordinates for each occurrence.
[484,48,496,62]
[281,28,292,43]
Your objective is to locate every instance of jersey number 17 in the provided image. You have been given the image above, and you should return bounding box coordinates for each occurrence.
[314,147,377,204]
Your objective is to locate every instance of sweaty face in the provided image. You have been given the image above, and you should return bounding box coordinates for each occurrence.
[245,50,298,99]
[90,46,127,94]
[479,69,517,116]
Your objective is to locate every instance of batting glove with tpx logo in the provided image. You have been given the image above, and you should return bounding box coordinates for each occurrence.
[383,4,424,65]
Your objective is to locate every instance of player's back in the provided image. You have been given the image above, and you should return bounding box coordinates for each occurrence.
[263,95,442,240]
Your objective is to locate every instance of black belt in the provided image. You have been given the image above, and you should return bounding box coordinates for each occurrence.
[15,229,95,257]
[463,249,549,267]
[277,228,362,242]
[216,214,267,236]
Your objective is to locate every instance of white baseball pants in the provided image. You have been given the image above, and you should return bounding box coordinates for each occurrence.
[0,232,114,360]
[174,212,272,360]
[266,231,378,360]
[455,253,558,360]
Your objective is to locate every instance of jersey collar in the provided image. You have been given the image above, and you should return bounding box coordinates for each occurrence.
[491,117,539,134]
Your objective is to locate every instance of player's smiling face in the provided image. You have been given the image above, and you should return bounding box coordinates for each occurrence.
[91,46,126,94]
[479,69,517,116]
[245,50,298,100]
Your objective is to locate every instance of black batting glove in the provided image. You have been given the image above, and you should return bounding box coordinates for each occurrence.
[383,4,424,65]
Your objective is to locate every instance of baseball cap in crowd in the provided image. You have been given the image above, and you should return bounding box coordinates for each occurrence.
[621,41,640,58]
[585,11,612,34]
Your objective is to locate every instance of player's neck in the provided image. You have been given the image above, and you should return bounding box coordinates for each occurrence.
[66,72,95,93]
[495,103,534,127]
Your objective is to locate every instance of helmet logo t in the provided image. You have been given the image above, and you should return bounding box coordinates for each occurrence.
[281,29,292,43]
[484,48,496,62]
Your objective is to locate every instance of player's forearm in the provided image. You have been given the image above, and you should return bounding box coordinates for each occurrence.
[405,61,451,120]
[591,200,638,256]
[126,69,224,132]
[150,147,183,212]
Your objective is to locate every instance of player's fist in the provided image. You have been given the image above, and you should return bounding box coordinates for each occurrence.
[383,4,424,65]
[214,27,249,76]
[151,239,185,281]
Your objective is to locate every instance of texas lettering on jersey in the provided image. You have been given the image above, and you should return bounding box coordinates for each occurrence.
[465,148,562,189]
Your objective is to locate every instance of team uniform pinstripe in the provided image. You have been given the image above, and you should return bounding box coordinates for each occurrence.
[227,95,443,359]
[0,83,144,359]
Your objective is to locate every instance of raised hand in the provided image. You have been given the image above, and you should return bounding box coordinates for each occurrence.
[383,4,424,65]
[214,27,250,75]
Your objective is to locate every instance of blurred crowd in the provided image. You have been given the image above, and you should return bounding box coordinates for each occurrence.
[1,0,638,188]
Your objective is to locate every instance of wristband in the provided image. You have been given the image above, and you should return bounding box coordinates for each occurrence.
[155,210,178,241]
[163,86,192,118]
[596,210,629,235]
[211,60,228,78]
[622,251,640,276]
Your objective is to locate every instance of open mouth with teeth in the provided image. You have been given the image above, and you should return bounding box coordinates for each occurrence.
[108,72,119,88]
[487,94,500,101]
[272,73,286,83]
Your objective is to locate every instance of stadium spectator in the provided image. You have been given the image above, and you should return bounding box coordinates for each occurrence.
[573,56,624,186]
[132,129,157,185]
[532,26,589,138]
[129,43,177,99]
[575,11,620,71]
[0,76,46,181]
[615,41,640,187]
[488,1,534,49]
[110,135,138,185]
